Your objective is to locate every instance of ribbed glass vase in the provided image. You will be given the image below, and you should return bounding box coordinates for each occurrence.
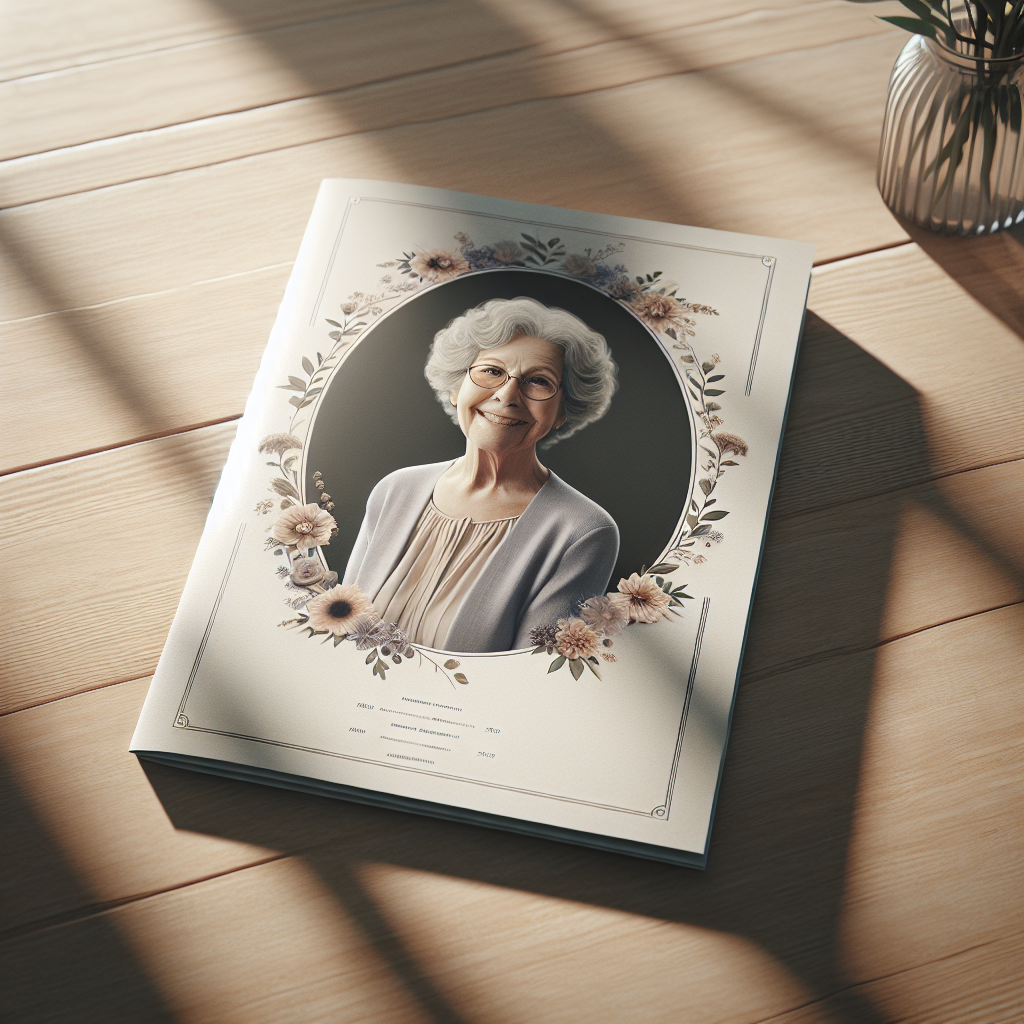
[877,35,1024,236]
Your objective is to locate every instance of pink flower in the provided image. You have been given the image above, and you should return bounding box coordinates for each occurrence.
[554,618,602,660]
[631,292,691,334]
[616,573,671,623]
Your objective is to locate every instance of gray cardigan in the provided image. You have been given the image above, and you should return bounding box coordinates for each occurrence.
[343,461,620,653]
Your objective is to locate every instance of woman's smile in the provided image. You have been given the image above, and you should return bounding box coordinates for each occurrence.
[477,409,528,427]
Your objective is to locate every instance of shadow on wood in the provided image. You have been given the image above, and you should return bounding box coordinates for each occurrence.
[144,316,936,1024]
[898,219,1024,341]
[0,752,176,1024]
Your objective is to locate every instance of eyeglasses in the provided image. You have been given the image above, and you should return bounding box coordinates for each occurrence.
[467,364,562,401]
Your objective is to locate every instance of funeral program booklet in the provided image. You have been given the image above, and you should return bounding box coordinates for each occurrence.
[131,179,813,868]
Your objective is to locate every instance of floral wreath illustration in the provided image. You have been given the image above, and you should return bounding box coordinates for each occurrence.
[256,230,748,686]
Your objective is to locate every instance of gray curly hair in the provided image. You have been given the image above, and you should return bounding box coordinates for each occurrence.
[424,296,618,448]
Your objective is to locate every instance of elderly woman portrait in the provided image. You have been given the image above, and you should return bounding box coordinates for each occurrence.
[343,295,619,653]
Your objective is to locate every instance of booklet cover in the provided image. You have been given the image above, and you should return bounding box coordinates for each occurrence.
[131,179,813,867]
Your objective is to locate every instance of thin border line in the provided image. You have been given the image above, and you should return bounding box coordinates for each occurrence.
[309,198,356,326]
[172,723,656,816]
[174,523,246,727]
[653,596,710,818]
[746,257,776,395]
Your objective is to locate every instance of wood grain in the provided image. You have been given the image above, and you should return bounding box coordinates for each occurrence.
[0,19,907,210]
[1,2,896,164]
[0,423,237,714]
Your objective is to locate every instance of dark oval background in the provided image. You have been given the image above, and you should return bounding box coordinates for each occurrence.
[305,269,692,588]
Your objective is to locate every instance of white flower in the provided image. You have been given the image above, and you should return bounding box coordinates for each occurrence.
[273,503,336,552]
[409,248,469,282]
[579,594,629,636]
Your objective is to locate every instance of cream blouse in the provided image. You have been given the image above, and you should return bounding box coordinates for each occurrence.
[372,501,519,648]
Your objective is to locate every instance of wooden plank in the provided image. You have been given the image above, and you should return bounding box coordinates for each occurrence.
[0,17,906,209]
[0,423,237,714]
[0,2,897,163]
[1,263,290,472]
[797,243,1024,500]
[0,0,405,81]
[1,605,1019,1021]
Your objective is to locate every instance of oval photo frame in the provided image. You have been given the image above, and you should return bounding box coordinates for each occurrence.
[304,268,694,620]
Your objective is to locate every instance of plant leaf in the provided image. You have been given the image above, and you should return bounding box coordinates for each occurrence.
[454,672,469,685]
[701,510,730,521]
[569,657,584,680]
[704,388,725,396]
[271,478,301,499]
[707,374,725,382]
[878,15,939,39]
[324,319,342,327]
[444,659,460,669]
[548,655,566,673]
[647,562,678,575]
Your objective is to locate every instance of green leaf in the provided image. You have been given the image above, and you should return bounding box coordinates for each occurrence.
[548,655,566,673]
[707,374,725,382]
[302,356,314,376]
[699,478,713,495]
[878,15,939,39]
[521,233,539,245]
[288,375,307,389]
[454,672,469,685]
[366,651,376,664]
[704,388,725,396]
[584,658,602,680]
[701,510,730,521]
[691,524,711,537]
[324,319,342,328]
[647,562,678,575]
[569,657,584,680]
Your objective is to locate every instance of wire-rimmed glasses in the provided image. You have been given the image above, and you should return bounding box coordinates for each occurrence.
[467,364,562,401]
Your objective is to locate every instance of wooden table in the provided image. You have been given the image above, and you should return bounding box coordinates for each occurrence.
[2,2,1021,1021]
